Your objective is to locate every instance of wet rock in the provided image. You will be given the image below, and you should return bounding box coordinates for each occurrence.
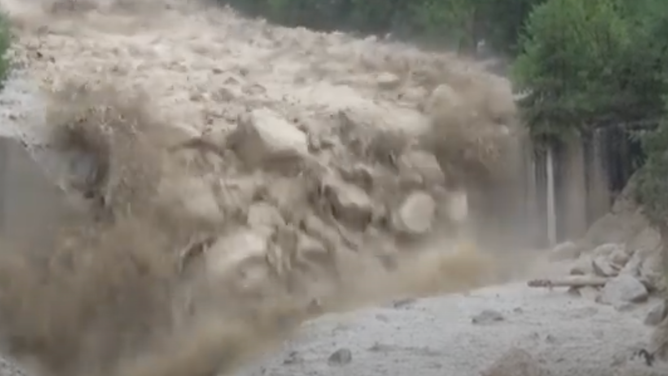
[392,191,436,235]
[599,275,649,307]
[548,241,581,261]
[322,176,373,229]
[397,150,445,187]
[481,348,551,376]
[472,309,505,325]
[227,108,308,170]
[645,301,668,326]
[327,348,352,366]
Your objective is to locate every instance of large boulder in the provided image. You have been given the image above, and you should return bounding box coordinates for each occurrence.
[227,108,309,171]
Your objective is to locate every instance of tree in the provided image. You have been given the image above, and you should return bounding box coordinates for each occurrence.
[512,0,631,141]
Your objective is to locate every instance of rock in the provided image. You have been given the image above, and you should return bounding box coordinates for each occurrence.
[599,275,649,307]
[247,201,285,232]
[645,301,668,326]
[294,232,330,268]
[227,108,308,170]
[283,350,303,365]
[592,255,619,277]
[397,150,445,187]
[322,176,373,229]
[302,214,341,252]
[205,229,269,278]
[637,252,666,292]
[376,72,401,90]
[327,348,352,366]
[592,243,624,257]
[392,191,436,235]
[481,348,551,376]
[339,163,375,190]
[548,241,581,261]
[158,177,223,224]
[570,255,594,275]
[628,226,662,253]
[620,251,644,276]
[472,309,505,325]
[442,189,469,224]
[610,248,632,267]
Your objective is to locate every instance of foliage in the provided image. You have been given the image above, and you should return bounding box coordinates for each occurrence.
[0,11,12,89]
[216,0,545,55]
[511,0,635,140]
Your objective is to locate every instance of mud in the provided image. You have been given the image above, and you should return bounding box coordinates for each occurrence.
[0,1,525,376]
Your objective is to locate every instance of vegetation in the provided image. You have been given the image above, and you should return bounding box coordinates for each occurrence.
[0,10,11,88]
[217,0,546,54]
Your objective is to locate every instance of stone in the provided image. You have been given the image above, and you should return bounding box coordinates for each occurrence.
[592,255,619,277]
[376,72,401,90]
[548,241,581,261]
[472,309,505,325]
[599,275,649,307]
[481,348,551,376]
[397,150,445,187]
[570,255,594,275]
[392,191,436,235]
[158,177,223,224]
[327,348,352,366]
[322,176,373,229]
[205,229,269,278]
[620,251,644,276]
[247,201,285,231]
[227,108,308,170]
[645,301,668,326]
[592,243,623,257]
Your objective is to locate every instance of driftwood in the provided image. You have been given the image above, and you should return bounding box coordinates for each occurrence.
[527,276,609,289]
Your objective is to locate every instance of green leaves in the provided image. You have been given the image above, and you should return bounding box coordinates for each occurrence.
[511,0,654,140]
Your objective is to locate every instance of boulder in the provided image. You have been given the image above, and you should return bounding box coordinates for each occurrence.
[205,229,269,278]
[158,177,223,224]
[599,274,649,307]
[392,191,436,235]
[227,108,309,170]
[397,150,445,187]
[548,241,581,261]
[322,176,373,229]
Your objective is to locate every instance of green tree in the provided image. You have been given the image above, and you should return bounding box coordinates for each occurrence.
[512,0,632,141]
[0,11,11,88]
